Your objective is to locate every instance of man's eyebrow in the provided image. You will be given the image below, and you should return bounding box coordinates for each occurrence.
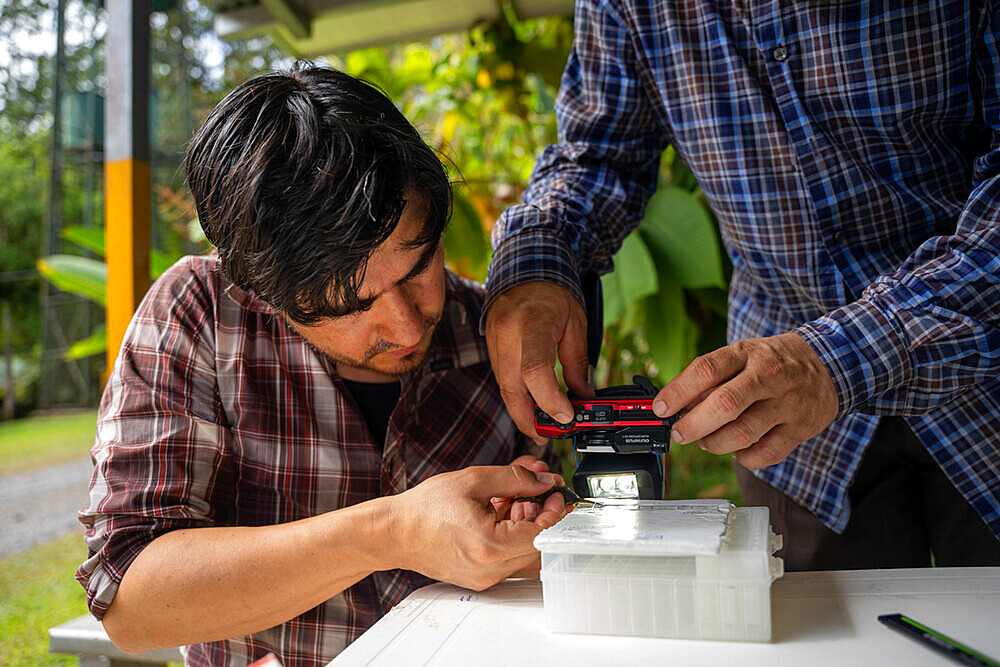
[351,241,439,307]
[397,241,439,285]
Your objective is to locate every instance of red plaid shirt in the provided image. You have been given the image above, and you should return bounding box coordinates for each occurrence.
[76,255,542,666]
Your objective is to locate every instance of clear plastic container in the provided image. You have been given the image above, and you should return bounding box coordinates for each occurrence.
[537,506,783,641]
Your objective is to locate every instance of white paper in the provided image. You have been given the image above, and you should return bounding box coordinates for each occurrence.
[533,499,734,556]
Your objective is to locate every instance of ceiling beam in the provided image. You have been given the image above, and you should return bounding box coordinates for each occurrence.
[259,0,311,39]
[213,0,574,56]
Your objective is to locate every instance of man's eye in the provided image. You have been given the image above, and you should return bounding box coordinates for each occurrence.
[330,301,375,318]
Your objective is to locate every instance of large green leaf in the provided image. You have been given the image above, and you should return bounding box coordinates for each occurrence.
[642,279,699,382]
[64,325,106,360]
[36,255,107,306]
[601,232,659,328]
[639,186,725,289]
[62,226,105,257]
[61,225,179,278]
[443,188,490,281]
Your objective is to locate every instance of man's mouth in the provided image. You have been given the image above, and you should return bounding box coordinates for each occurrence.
[382,342,420,358]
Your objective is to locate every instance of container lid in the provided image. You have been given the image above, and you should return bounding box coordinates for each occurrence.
[533,499,734,556]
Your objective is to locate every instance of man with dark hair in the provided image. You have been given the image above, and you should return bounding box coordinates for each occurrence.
[76,66,567,666]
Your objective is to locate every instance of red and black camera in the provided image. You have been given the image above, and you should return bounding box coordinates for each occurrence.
[534,375,678,453]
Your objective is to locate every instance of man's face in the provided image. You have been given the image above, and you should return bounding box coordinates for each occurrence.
[284,196,447,381]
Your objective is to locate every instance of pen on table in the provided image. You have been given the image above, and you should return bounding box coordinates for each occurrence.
[878,613,1000,667]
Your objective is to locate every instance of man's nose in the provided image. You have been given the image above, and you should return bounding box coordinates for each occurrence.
[377,287,423,347]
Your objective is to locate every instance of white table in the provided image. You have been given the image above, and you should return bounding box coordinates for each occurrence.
[331,567,1000,666]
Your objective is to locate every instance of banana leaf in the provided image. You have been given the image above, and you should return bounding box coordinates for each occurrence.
[601,232,659,329]
[639,186,725,290]
[64,325,107,360]
[61,226,179,278]
[36,255,107,306]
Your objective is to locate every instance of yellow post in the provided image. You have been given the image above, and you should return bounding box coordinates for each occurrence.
[104,158,151,373]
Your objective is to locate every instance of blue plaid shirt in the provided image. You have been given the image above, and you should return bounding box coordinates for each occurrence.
[486,0,1000,537]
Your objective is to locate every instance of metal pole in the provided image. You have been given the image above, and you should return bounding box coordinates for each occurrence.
[104,0,152,376]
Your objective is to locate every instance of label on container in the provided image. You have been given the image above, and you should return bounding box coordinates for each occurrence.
[534,499,734,556]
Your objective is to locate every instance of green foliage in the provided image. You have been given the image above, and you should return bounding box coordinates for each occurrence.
[2,0,281,387]
[0,534,88,666]
[36,226,184,359]
[0,128,47,358]
[445,189,492,280]
[600,233,659,329]
[333,12,571,261]
[639,185,726,290]
[64,326,106,362]
[35,255,107,307]
[61,225,178,276]
[597,151,730,388]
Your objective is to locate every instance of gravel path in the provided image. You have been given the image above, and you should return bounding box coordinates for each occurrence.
[0,458,94,558]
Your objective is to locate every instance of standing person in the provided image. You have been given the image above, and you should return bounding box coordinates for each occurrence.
[484,1,1000,570]
[77,65,567,667]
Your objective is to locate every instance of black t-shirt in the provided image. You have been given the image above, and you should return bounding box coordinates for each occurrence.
[341,379,401,450]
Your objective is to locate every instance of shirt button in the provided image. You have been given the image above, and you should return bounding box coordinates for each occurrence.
[832,230,845,243]
[772,45,789,62]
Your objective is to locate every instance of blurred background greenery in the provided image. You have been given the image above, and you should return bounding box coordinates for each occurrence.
[2,1,737,661]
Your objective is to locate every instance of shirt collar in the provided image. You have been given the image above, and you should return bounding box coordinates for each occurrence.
[223,282,278,315]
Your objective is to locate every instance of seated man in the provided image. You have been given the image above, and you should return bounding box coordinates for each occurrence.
[76,65,567,666]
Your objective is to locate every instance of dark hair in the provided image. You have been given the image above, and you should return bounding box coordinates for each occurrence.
[185,64,452,324]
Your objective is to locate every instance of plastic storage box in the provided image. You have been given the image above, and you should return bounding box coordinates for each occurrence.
[536,503,783,642]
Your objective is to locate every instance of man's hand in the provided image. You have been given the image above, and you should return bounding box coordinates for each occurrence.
[485,281,592,444]
[652,332,839,469]
[389,463,569,590]
[493,454,566,522]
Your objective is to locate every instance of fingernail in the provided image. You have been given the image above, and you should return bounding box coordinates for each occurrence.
[671,428,684,444]
[698,441,706,451]
[534,471,554,484]
[653,400,667,417]
[555,412,572,424]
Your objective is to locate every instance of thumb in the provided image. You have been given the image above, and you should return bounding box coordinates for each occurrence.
[558,299,593,398]
[468,464,555,503]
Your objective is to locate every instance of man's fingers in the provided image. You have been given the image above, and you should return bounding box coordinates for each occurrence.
[520,328,574,424]
[541,488,568,515]
[671,373,768,445]
[533,502,568,530]
[510,454,549,474]
[467,464,555,503]
[499,384,545,444]
[697,400,783,455]
[732,424,800,469]
[654,345,748,418]
[557,300,593,398]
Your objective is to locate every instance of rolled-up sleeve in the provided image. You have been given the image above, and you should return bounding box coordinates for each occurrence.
[76,259,231,619]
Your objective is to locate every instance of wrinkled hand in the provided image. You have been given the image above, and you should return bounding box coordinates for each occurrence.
[390,462,569,590]
[485,281,592,444]
[652,332,839,469]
